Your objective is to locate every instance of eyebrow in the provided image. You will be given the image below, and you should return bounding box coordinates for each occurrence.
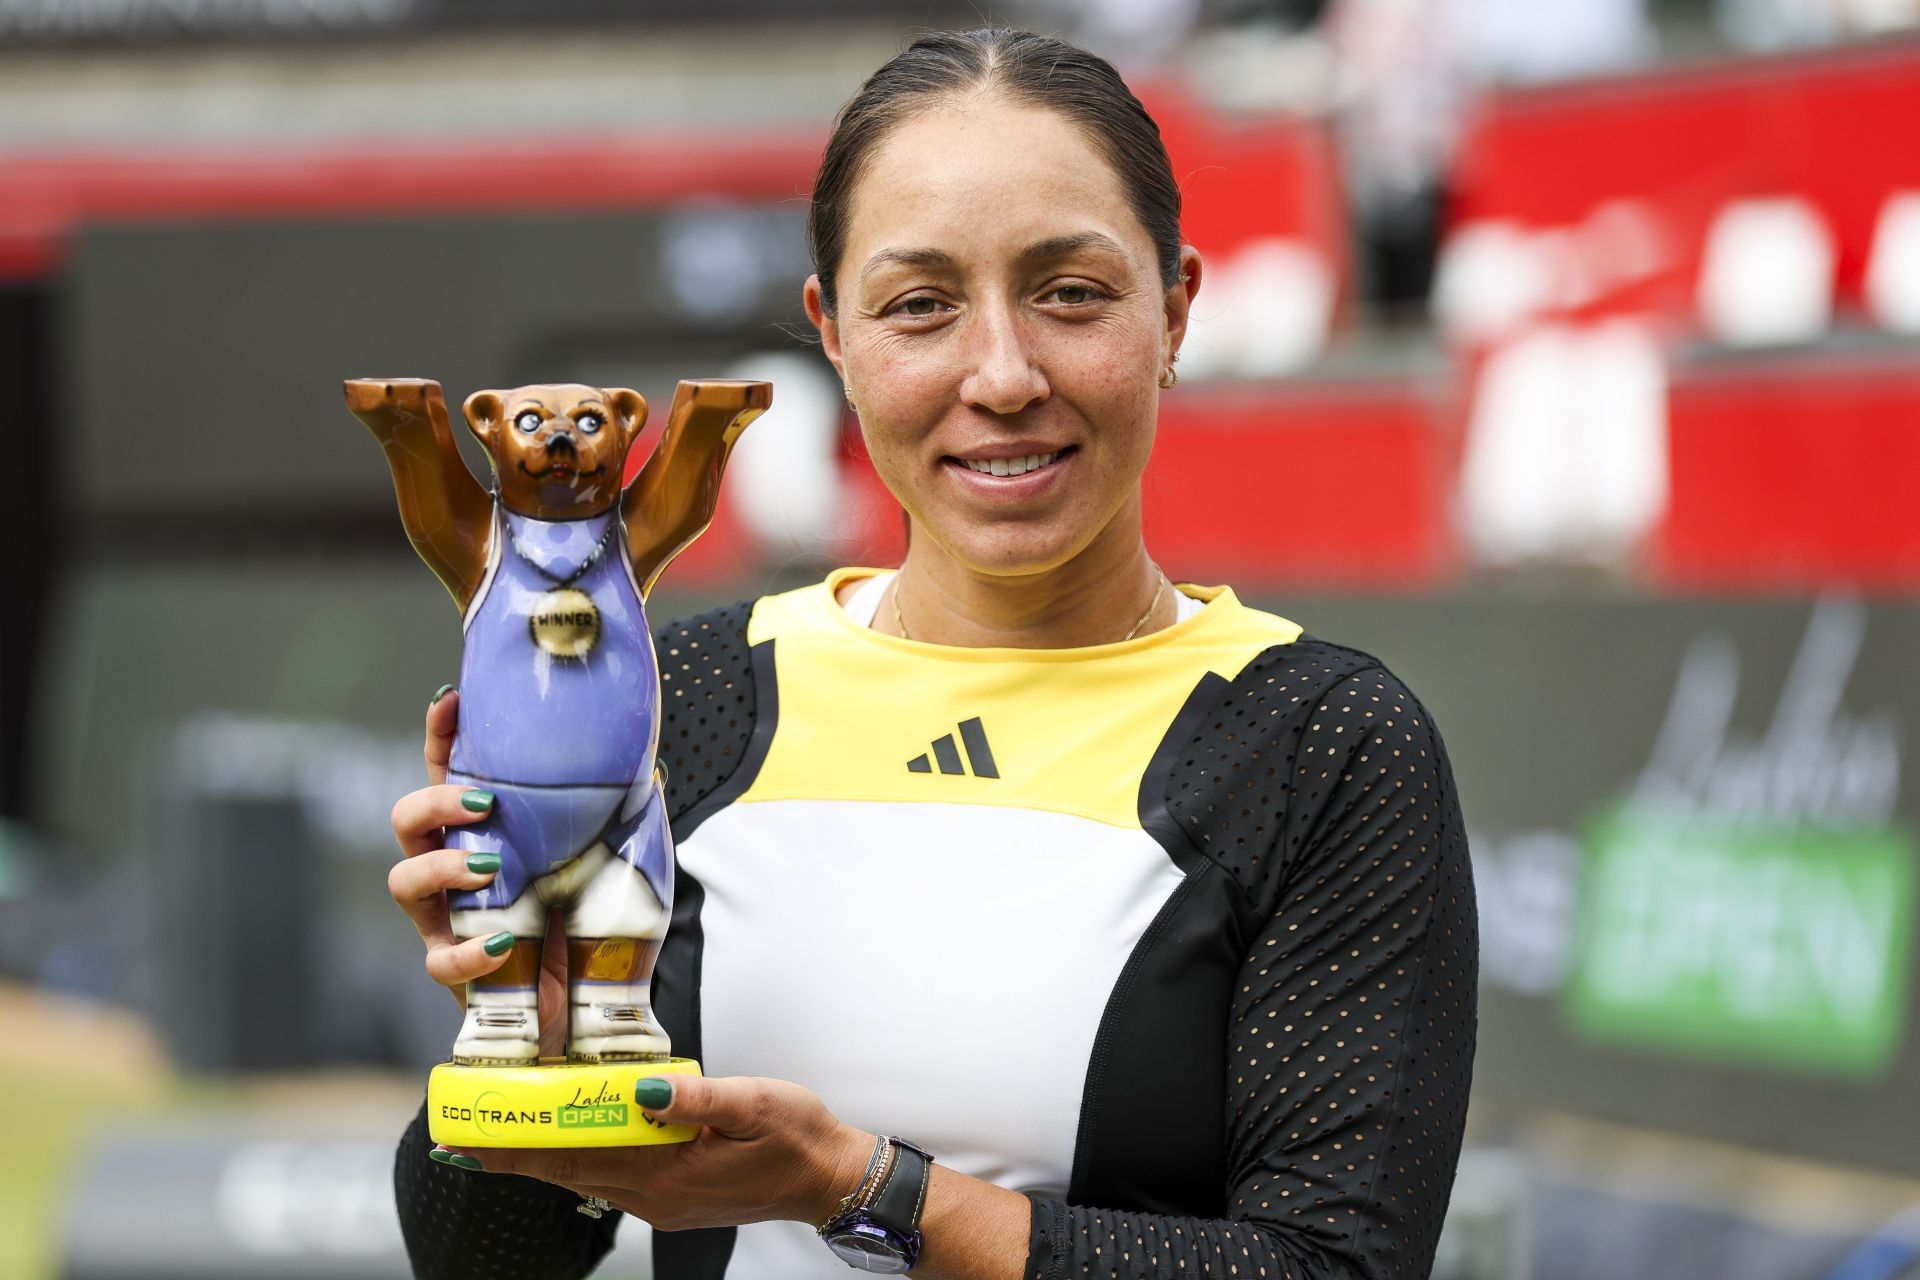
[859,246,959,280]
[1016,232,1130,264]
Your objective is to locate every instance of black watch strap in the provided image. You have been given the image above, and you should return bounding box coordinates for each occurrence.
[868,1138,932,1237]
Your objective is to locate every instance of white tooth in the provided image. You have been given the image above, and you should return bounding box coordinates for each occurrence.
[1039,451,1057,466]
[1018,454,1038,473]
[991,458,1010,476]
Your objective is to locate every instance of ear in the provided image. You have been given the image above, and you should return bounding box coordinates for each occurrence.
[802,274,846,384]
[603,387,649,440]
[1162,245,1203,367]
[463,390,505,446]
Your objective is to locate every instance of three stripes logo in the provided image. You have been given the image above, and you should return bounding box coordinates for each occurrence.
[907,716,999,778]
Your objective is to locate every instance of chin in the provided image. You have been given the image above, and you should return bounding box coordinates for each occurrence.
[922,519,1094,579]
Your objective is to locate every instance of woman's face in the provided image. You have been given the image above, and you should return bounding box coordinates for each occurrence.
[806,95,1199,579]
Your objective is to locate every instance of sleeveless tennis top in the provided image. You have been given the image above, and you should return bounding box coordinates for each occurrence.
[396,571,1478,1280]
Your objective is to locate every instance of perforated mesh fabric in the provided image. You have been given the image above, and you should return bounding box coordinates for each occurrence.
[1027,641,1477,1280]
[393,612,1476,1280]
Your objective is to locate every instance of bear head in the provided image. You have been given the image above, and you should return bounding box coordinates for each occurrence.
[463,384,647,519]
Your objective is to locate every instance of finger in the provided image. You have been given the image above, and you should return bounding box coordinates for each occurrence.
[423,933,515,988]
[425,686,459,786]
[439,1143,669,1189]
[632,1074,790,1139]
[387,848,501,935]
[391,783,496,859]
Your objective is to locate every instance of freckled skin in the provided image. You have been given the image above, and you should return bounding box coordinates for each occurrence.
[804,96,1205,644]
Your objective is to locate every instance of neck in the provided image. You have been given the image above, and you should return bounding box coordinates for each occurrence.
[883,501,1169,649]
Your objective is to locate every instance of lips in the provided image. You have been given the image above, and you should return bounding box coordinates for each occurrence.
[941,444,1077,498]
[946,444,1077,477]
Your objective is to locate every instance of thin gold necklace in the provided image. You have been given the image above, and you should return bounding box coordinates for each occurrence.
[890,567,1171,644]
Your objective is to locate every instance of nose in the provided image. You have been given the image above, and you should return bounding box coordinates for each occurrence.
[958,302,1049,415]
[545,428,576,451]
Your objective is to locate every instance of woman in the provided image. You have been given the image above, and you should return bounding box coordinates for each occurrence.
[386,27,1476,1280]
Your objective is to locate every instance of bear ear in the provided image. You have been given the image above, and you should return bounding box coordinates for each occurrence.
[604,388,648,436]
[463,390,505,444]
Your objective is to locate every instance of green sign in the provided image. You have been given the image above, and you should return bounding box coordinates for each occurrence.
[558,1103,630,1130]
[1567,807,1915,1077]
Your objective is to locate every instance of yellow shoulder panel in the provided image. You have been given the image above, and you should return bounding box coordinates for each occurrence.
[737,569,1302,829]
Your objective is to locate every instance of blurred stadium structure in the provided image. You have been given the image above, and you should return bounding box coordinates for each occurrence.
[2,1,1919,1277]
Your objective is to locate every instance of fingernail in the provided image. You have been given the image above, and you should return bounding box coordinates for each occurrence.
[634,1076,674,1110]
[448,1153,485,1171]
[428,1146,455,1165]
[431,683,456,706]
[483,931,515,956]
[465,852,501,874]
[461,789,495,813]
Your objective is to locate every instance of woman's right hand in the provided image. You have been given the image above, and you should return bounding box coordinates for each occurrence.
[386,687,566,1043]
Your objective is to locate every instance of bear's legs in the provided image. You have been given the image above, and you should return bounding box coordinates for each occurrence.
[541,838,672,1062]
[447,890,548,1065]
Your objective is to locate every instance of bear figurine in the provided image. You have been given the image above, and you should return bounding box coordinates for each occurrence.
[344,376,769,1064]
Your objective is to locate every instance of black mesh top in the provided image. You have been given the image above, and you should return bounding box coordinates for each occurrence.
[394,598,1477,1280]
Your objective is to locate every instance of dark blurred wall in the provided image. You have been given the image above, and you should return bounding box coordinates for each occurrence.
[0,286,55,822]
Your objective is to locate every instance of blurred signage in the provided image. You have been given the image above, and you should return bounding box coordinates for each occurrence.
[1564,599,1915,1077]
[1570,811,1913,1075]
[63,1130,411,1279]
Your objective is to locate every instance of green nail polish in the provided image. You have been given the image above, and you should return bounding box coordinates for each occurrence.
[431,683,456,706]
[428,1147,454,1165]
[483,931,514,956]
[461,789,495,813]
[465,852,501,874]
[448,1153,485,1171]
[634,1076,674,1110]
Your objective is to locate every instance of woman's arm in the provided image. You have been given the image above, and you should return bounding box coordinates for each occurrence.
[395,1102,624,1280]
[1023,664,1478,1280]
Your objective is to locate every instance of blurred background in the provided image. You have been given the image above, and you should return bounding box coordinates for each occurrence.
[2,0,1918,1276]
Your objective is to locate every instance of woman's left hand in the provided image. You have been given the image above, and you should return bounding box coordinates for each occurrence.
[434,1074,873,1232]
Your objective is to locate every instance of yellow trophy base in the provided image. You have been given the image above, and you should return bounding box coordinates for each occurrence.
[428,1057,703,1148]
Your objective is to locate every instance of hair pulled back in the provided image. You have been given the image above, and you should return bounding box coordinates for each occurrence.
[807,28,1183,314]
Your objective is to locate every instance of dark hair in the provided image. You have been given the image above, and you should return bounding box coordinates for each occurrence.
[807,28,1183,313]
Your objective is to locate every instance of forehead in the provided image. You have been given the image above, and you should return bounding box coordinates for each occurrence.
[509,385,603,410]
[842,98,1149,271]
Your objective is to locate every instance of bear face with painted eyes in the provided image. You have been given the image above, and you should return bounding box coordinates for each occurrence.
[345,375,769,1065]
[462,384,647,521]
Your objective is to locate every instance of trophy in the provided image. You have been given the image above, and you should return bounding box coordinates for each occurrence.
[344,376,770,1148]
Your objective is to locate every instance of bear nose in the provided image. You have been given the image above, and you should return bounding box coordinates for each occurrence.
[546,428,576,451]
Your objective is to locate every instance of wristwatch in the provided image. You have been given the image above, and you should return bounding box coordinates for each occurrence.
[817,1135,932,1273]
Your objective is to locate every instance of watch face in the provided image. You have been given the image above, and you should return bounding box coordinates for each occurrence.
[826,1230,910,1274]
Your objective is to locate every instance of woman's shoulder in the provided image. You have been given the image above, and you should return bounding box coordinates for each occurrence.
[652,597,763,820]
[1167,626,1456,900]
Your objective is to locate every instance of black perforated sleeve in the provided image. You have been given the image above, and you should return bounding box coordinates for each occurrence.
[1025,648,1478,1280]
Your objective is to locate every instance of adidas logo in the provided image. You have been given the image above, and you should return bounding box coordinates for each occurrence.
[907,716,999,778]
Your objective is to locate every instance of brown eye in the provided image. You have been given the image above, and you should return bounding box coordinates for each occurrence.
[1051,285,1102,305]
[515,411,542,433]
[900,297,942,317]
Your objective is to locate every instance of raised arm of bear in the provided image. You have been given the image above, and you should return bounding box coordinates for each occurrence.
[343,377,771,608]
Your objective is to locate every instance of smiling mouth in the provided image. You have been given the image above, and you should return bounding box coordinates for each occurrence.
[952,446,1075,478]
